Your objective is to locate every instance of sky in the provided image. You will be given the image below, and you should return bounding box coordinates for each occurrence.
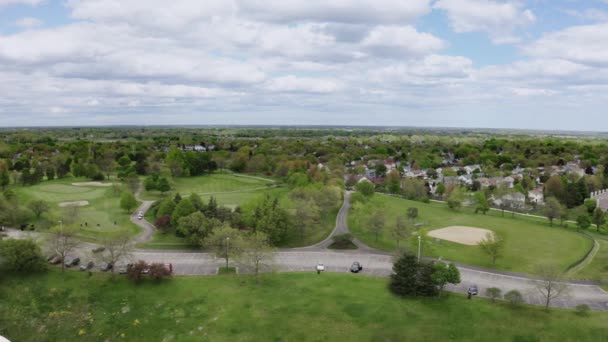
[1,0,608,130]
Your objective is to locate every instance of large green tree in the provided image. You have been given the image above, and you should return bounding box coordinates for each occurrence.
[0,239,47,274]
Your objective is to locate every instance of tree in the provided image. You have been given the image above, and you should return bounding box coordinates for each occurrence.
[294,200,320,238]
[156,198,176,220]
[584,199,598,214]
[592,208,606,231]
[203,225,243,268]
[120,191,138,213]
[0,239,47,273]
[250,195,292,245]
[504,290,524,308]
[386,170,401,194]
[391,215,411,249]
[478,231,504,266]
[576,214,591,231]
[368,210,385,242]
[389,252,438,297]
[124,175,140,194]
[157,177,171,194]
[355,180,375,197]
[407,207,418,222]
[238,232,276,282]
[535,264,570,311]
[171,198,196,227]
[485,287,502,303]
[544,197,562,227]
[148,263,172,281]
[435,182,446,197]
[47,227,80,272]
[474,191,490,215]
[177,212,220,244]
[0,165,9,190]
[98,232,132,274]
[432,262,461,295]
[127,260,148,284]
[28,200,50,219]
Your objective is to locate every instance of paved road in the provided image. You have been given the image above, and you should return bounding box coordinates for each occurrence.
[7,188,608,311]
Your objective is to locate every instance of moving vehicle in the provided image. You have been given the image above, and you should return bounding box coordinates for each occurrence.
[350,261,363,273]
[137,211,144,220]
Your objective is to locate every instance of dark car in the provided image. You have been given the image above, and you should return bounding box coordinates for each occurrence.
[64,257,80,268]
[350,261,363,273]
[467,285,479,296]
[100,262,114,272]
[80,261,94,271]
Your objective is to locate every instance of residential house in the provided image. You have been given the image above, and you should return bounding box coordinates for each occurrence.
[528,187,544,204]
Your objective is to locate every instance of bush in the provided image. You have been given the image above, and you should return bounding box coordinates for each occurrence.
[504,290,524,308]
[149,263,172,281]
[329,233,357,249]
[126,260,148,284]
[575,304,590,317]
[0,239,47,274]
[485,287,502,303]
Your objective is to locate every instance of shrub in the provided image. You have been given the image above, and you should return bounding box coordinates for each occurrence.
[330,233,356,249]
[126,260,148,284]
[149,263,172,281]
[575,304,590,317]
[0,239,47,274]
[155,215,171,231]
[485,287,502,303]
[504,290,524,308]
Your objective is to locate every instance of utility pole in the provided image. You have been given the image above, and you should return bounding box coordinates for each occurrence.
[225,237,230,268]
[417,235,422,262]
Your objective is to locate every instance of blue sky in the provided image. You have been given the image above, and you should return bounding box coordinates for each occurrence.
[1,0,608,130]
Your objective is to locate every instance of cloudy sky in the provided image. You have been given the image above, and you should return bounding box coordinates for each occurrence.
[1,0,608,130]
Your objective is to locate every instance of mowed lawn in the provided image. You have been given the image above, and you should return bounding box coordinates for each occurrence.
[574,238,608,282]
[14,178,140,238]
[348,195,592,274]
[1,271,607,342]
[141,173,276,200]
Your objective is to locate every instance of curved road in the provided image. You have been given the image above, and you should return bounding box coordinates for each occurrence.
[7,190,608,311]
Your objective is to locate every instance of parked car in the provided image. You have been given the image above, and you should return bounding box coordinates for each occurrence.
[137,211,144,220]
[467,285,479,296]
[80,261,94,271]
[92,247,105,253]
[100,262,114,272]
[316,263,325,272]
[46,254,58,262]
[350,261,363,273]
[117,265,128,274]
[49,256,63,265]
[64,257,81,268]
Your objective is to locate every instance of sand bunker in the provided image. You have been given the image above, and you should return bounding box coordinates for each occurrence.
[427,226,493,246]
[58,200,89,207]
[72,182,113,187]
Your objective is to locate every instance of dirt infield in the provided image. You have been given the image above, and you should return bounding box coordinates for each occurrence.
[58,200,90,207]
[71,182,113,187]
[427,226,493,245]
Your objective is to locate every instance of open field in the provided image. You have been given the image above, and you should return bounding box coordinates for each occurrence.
[141,173,276,200]
[573,238,608,282]
[1,271,607,341]
[13,178,140,238]
[348,195,592,274]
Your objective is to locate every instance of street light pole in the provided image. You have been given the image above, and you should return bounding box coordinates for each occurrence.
[225,237,230,268]
[417,235,422,262]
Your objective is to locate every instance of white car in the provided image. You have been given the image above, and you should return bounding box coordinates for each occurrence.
[316,263,325,272]
[137,211,143,219]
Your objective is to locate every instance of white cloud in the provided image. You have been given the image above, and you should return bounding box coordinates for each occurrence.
[511,87,556,97]
[434,0,535,44]
[563,8,608,22]
[236,0,431,24]
[0,0,42,8]
[264,75,342,93]
[523,23,608,66]
[15,17,42,29]
[361,26,446,58]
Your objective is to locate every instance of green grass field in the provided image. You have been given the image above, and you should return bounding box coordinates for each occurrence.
[1,271,607,341]
[141,173,276,201]
[348,195,592,274]
[13,178,140,238]
[573,237,608,282]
